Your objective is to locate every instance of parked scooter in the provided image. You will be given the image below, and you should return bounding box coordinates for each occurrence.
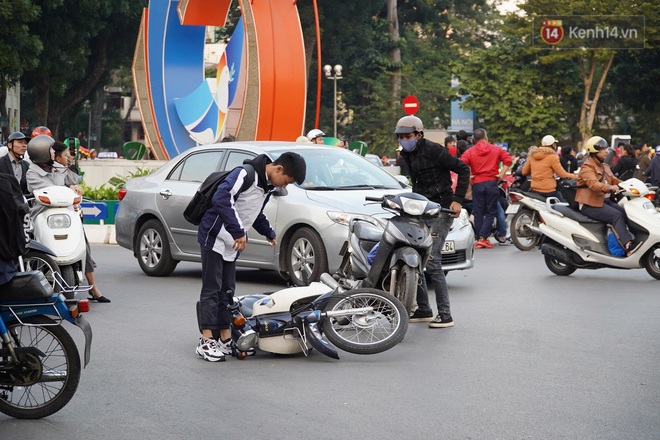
[333,193,455,313]
[228,274,408,360]
[29,186,86,288]
[522,178,660,279]
[0,270,92,419]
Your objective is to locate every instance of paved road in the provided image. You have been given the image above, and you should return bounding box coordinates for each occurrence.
[1,244,659,440]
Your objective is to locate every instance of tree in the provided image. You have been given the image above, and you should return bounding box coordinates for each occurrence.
[520,0,657,144]
[0,0,41,133]
[456,28,574,150]
[0,0,41,89]
[20,0,146,139]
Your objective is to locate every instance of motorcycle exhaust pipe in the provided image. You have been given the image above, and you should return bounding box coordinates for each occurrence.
[526,224,543,235]
[320,273,340,290]
[541,243,572,265]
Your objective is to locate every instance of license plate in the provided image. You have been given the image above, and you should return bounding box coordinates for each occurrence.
[442,240,455,254]
[505,204,520,215]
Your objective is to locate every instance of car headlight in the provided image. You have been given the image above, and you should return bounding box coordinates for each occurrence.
[47,213,71,229]
[456,209,471,229]
[327,211,370,226]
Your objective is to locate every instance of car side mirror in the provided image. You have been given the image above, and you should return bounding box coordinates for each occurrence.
[395,175,410,186]
[273,187,288,197]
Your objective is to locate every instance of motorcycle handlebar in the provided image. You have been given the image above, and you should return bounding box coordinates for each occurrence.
[365,196,383,202]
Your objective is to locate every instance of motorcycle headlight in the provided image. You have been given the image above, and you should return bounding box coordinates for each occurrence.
[400,198,426,216]
[236,329,258,351]
[47,213,71,229]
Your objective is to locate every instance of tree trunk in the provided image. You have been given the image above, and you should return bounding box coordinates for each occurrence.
[90,87,105,150]
[577,52,616,144]
[388,0,401,108]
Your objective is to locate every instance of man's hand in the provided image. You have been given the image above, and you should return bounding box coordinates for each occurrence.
[268,236,277,246]
[233,236,247,252]
[449,201,462,218]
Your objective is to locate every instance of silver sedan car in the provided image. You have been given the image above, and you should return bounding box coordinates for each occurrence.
[115,141,474,285]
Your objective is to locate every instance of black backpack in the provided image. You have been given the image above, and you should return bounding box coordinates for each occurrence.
[0,174,29,260]
[183,164,255,225]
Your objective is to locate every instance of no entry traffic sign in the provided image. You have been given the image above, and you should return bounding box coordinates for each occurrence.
[402,95,419,115]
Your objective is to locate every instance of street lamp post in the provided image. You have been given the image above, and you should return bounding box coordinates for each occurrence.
[323,64,343,138]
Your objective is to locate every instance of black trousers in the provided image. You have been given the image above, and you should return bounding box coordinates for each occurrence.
[580,199,633,244]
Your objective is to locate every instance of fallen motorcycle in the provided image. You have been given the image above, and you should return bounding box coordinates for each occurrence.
[228,275,408,360]
[0,270,92,419]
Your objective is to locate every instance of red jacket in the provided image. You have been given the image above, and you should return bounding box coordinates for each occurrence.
[460,140,512,184]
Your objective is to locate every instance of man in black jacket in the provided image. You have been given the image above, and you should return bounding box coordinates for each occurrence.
[0,132,30,195]
[397,116,470,328]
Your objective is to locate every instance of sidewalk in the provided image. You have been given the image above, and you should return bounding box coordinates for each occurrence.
[84,224,117,245]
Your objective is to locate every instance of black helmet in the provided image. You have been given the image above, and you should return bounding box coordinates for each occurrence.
[8,131,28,142]
[27,135,55,165]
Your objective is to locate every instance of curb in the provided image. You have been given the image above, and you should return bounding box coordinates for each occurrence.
[84,224,117,245]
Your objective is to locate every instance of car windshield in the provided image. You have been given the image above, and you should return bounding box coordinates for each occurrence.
[270,148,405,190]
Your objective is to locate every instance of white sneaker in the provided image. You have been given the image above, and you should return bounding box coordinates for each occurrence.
[196,337,226,362]
[217,339,233,356]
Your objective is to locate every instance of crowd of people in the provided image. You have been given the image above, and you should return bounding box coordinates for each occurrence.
[0,127,110,302]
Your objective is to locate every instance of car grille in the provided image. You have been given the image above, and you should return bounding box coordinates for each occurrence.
[441,250,466,265]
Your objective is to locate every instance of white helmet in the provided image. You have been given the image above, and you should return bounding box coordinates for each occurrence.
[306,129,325,142]
[541,135,558,147]
[394,116,424,134]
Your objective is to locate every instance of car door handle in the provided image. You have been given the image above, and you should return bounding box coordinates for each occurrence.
[159,189,172,199]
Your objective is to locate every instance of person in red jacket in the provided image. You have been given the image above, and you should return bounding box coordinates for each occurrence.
[459,128,513,249]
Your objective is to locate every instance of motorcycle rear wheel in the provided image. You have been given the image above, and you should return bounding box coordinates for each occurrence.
[321,288,408,355]
[544,254,577,276]
[394,266,416,314]
[642,244,660,280]
[510,208,540,251]
[0,316,81,419]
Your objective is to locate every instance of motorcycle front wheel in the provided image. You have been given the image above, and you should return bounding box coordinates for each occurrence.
[321,288,408,355]
[22,251,61,292]
[393,266,416,314]
[510,208,540,251]
[0,316,81,419]
[642,244,660,280]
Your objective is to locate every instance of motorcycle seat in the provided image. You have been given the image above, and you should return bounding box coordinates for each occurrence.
[352,220,383,242]
[553,205,602,224]
[0,271,53,301]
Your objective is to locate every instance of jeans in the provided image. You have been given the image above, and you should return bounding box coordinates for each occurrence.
[496,201,507,237]
[472,180,500,239]
[416,214,454,318]
[199,247,236,330]
[580,199,633,245]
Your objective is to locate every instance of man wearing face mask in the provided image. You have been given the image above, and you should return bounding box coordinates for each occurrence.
[396,115,470,328]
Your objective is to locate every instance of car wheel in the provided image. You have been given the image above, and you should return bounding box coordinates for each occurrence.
[285,227,328,286]
[136,219,178,277]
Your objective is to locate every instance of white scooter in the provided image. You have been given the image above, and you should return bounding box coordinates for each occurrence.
[524,178,660,279]
[29,186,87,290]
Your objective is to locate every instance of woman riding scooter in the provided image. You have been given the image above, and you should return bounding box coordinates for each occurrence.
[26,135,110,302]
[575,136,641,257]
